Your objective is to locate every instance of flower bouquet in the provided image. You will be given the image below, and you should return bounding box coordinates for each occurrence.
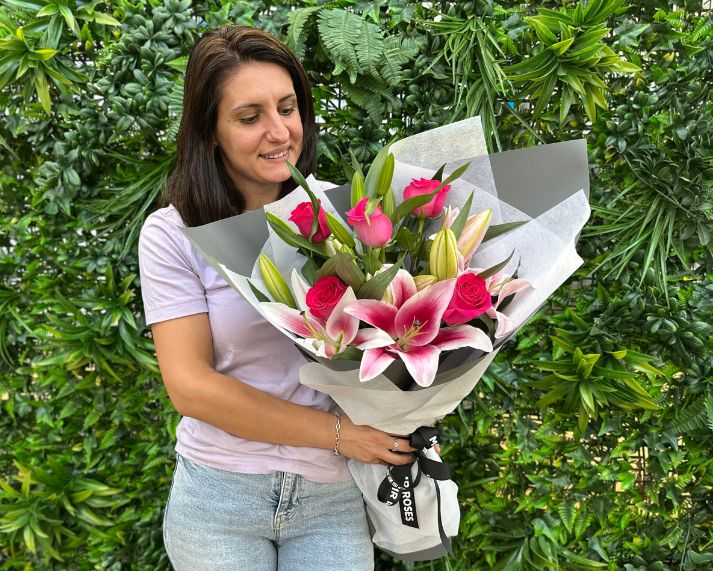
[181,118,591,560]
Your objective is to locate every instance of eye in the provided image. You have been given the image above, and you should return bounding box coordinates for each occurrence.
[280,106,296,116]
[240,115,258,124]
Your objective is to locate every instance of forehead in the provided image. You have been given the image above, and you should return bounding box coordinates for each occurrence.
[219,61,296,108]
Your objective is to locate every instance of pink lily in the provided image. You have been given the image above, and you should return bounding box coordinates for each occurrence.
[344,276,493,387]
[260,272,364,358]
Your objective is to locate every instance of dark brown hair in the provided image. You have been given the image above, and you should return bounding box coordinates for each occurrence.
[166,25,317,227]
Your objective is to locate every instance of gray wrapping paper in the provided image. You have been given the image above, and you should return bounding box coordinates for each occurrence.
[181,117,591,560]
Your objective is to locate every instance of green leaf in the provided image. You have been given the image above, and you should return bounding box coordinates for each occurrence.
[356,256,403,299]
[449,192,474,239]
[91,12,122,26]
[375,152,394,197]
[334,252,366,290]
[266,212,323,257]
[483,221,527,242]
[390,190,438,223]
[478,250,514,279]
[364,143,391,198]
[325,211,355,249]
[34,69,51,114]
[550,37,574,55]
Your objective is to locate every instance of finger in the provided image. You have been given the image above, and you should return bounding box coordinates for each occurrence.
[387,436,416,453]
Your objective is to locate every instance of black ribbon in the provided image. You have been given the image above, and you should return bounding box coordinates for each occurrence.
[376,427,453,556]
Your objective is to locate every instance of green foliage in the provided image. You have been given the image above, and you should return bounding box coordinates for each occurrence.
[1,0,712,568]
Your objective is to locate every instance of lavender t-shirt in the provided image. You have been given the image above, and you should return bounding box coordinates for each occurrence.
[138,204,350,483]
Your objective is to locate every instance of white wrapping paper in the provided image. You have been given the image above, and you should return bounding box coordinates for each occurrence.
[182,117,591,560]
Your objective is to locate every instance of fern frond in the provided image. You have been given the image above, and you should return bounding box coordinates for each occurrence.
[341,78,397,120]
[318,9,384,84]
[574,512,593,539]
[691,16,713,42]
[165,77,184,142]
[706,393,713,432]
[661,525,684,548]
[666,396,708,436]
[166,56,188,74]
[286,6,322,60]
[558,502,576,534]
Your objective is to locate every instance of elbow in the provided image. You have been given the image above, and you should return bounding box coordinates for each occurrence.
[160,367,207,418]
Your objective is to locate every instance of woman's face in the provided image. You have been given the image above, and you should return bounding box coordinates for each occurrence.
[215,61,304,209]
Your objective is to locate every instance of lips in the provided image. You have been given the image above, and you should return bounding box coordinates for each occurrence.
[260,148,289,160]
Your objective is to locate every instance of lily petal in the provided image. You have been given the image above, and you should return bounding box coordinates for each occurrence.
[344,299,398,338]
[394,279,456,346]
[353,328,395,349]
[458,209,491,263]
[493,278,531,309]
[389,269,418,308]
[432,325,493,352]
[396,345,441,387]
[325,287,359,343]
[291,269,310,312]
[493,310,515,339]
[360,347,397,382]
[261,302,317,338]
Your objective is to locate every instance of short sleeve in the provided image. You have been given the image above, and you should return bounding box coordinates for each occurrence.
[138,209,209,325]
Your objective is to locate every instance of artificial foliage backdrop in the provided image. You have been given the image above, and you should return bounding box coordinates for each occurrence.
[1,0,711,569]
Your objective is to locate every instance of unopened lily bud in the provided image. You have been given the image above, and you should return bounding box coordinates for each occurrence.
[323,238,338,257]
[259,254,296,308]
[331,237,355,256]
[458,209,491,263]
[413,274,437,291]
[430,228,459,281]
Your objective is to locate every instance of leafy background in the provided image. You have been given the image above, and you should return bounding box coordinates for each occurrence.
[1,0,711,569]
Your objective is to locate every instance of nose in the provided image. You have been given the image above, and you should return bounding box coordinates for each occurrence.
[266,111,290,143]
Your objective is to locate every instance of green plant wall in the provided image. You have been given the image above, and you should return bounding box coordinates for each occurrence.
[1,1,711,569]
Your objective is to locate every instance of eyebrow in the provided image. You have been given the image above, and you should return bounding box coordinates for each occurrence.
[230,94,297,113]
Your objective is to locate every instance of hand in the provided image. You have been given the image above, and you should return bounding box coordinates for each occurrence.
[337,415,416,466]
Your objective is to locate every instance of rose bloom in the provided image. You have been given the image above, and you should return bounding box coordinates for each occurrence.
[442,273,493,325]
[345,198,393,248]
[403,178,451,218]
[306,276,348,320]
[288,200,332,243]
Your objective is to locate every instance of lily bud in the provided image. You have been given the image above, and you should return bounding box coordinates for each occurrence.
[458,209,492,263]
[430,228,459,281]
[259,254,296,308]
[413,274,437,291]
[323,238,338,257]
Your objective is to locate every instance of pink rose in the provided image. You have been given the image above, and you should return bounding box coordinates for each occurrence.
[289,200,331,244]
[442,273,493,325]
[306,277,348,320]
[403,178,451,218]
[345,198,393,248]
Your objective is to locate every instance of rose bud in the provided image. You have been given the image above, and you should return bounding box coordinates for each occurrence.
[403,178,452,218]
[345,198,393,248]
[288,200,332,244]
[442,273,493,325]
[306,276,348,320]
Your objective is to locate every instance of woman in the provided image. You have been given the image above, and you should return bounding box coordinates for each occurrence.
[138,25,415,570]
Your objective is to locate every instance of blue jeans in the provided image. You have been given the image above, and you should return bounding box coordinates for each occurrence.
[163,454,374,570]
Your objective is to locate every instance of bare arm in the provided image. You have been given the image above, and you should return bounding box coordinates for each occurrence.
[152,313,414,465]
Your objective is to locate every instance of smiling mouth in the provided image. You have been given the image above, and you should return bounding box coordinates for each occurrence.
[260,149,289,160]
